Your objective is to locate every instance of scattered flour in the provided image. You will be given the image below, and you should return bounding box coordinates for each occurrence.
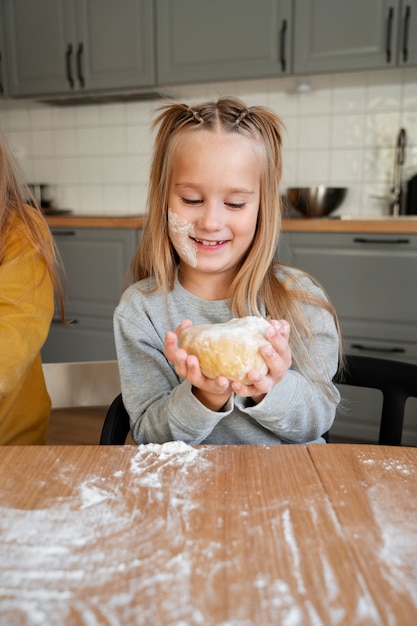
[1,445,415,625]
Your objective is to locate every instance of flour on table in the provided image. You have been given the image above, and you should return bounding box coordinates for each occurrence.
[139,440,199,457]
[0,446,218,626]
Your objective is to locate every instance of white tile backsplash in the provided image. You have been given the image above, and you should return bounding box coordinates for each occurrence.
[77,127,102,156]
[54,129,78,156]
[32,129,55,158]
[101,126,127,155]
[78,157,101,184]
[1,67,416,216]
[330,149,363,183]
[126,125,153,155]
[33,158,57,185]
[7,130,32,160]
[331,114,364,148]
[55,157,79,185]
[332,74,367,113]
[297,116,330,150]
[404,71,417,109]
[297,149,330,183]
[364,112,401,147]
[298,87,332,117]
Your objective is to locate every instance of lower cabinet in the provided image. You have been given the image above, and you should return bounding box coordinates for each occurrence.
[277,230,417,445]
[42,227,140,363]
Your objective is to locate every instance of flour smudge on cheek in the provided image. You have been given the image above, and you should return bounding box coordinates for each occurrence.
[168,208,197,268]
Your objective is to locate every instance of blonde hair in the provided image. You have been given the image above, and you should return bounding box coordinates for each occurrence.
[0,131,65,318]
[131,97,342,386]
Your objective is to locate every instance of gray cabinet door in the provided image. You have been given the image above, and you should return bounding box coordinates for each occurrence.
[76,0,155,92]
[5,0,155,98]
[5,0,75,96]
[398,0,417,66]
[279,231,417,350]
[0,0,9,97]
[294,0,402,74]
[42,227,139,363]
[157,0,292,85]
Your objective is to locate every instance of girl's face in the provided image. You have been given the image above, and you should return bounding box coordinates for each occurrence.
[167,129,262,291]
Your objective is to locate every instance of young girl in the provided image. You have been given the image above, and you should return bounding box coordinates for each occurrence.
[114,97,342,445]
[0,131,64,445]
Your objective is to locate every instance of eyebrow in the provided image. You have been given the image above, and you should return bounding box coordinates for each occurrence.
[174,183,256,195]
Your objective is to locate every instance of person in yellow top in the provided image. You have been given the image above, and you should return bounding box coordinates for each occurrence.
[0,131,64,444]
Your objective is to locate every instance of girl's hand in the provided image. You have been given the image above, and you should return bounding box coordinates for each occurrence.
[165,321,233,411]
[231,319,292,402]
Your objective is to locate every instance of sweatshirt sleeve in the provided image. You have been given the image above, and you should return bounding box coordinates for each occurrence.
[0,225,54,401]
[234,302,340,442]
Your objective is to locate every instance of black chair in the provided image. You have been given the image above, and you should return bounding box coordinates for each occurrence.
[100,356,417,446]
[335,354,417,446]
[100,393,131,445]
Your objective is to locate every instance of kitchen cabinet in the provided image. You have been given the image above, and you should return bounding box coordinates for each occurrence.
[0,1,9,97]
[156,0,293,85]
[4,0,155,98]
[397,0,417,66]
[294,0,417,74]
[277,230,417,445]
[42,227,140,363]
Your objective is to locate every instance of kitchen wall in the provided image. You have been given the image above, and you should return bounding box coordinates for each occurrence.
[1,66,416,217]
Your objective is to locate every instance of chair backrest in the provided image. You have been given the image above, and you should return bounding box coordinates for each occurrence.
[335,354,417,445]
[98,355,417,446]
[42,360,121,409]
[100,393,131,445]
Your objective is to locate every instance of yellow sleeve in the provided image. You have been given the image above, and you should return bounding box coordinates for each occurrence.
[0,220,54,401]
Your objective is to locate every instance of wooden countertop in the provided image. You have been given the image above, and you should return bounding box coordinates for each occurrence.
[1,443,416,624]
[45,214,145,229]
[282,215,417,233]
[45,214,417,234]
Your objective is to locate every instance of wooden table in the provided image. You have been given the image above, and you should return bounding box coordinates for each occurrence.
[0,444,416,625]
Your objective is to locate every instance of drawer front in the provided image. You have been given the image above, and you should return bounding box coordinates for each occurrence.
[52,227,138,317]
[42,315,116,363]
[278,232,417,325]
[341,325,417,361]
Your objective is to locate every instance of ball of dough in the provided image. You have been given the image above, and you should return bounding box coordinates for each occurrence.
[179,316,272,384]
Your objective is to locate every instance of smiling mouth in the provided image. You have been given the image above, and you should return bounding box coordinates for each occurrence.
[192,237,228,246]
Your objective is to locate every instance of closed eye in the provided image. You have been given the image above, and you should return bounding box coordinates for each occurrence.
[182,197,202,206]
[226,202,245,209]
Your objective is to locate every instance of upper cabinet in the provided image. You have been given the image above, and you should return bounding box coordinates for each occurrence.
[0,1,9,97]
[156,0,293,85]
[2,1,416,101]
[398,0,417,66]
[4,0,155,98]
[293,0,417,74]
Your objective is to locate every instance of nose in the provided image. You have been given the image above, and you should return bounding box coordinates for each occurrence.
[197,200,224,231]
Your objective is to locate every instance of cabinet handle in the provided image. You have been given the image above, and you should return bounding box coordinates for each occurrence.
[279,20,287,72]
[52,230,76,237]
[76,43,85,88]
[65,44,74,89]
[402,5,411,62]
[385,6,394,63]
[350,343,406,355]
[353,237,410,245]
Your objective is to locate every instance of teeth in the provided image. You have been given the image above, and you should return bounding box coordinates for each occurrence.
[195,239,224,246]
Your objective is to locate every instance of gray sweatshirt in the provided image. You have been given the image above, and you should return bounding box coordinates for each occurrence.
[113,268,340,445]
